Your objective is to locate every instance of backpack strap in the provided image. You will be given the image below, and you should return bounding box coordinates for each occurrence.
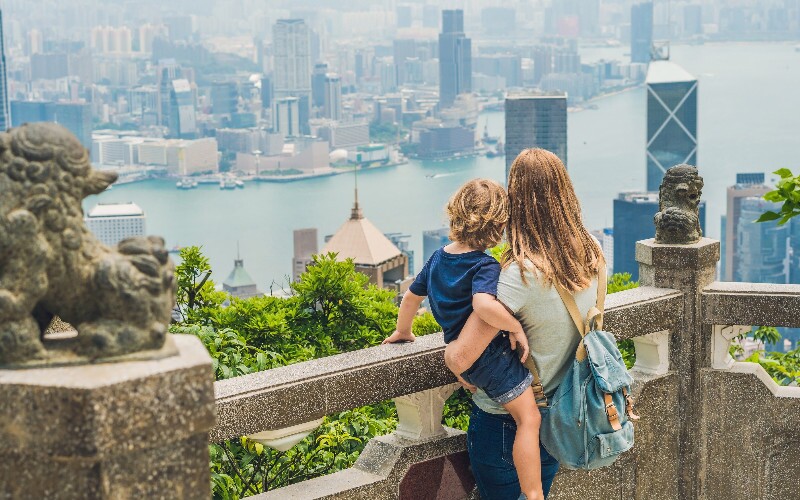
[553,261,607,362]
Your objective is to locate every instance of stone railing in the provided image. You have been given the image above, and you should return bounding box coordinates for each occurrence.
[210,238,800,500]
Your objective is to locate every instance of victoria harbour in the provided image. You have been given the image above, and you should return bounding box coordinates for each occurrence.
[87,42,800,288]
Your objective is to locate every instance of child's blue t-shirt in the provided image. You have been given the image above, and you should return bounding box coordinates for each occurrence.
[408,247,500,343]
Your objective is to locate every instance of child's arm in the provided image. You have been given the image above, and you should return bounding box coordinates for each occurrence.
[382,289,424,344]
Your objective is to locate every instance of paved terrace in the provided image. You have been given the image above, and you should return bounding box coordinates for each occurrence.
[212,239,800,499]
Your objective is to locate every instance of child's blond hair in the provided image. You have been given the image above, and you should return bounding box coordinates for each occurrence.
[446,178,508,250]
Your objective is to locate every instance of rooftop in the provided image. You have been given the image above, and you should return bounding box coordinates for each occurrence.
[322,196,402,266]
[223,259,257,288]
[646,60,697,85]
[86,202,144,218]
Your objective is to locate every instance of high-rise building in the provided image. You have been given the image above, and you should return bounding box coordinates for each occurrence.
[293,228,318,282]
[646,60,698,191]
[0,11,10,131]
[11,101,91,150]
[438,10,472,108]
[735,198,797,284]
[211,81,238,116]
[54,103,92,150]
[273,97,300,137]
[504,92,568,179]
[631,2,654,63]
[273,19,312,133]
[614,191,706,281]
[683,5,703,37]
[168,79,197,139]
[85,203,146,247]
[323,73,342,121]
[311,63,328,109]
[396,4,413,28]
[722,173,771,281]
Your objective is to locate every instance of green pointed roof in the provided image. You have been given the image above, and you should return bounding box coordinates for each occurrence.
[224,259,256,288]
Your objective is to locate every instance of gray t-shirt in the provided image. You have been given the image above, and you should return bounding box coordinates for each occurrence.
[472,260,604,414]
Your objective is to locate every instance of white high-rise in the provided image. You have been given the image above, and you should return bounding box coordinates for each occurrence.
[85,203,146,247]
[273,19,311,95]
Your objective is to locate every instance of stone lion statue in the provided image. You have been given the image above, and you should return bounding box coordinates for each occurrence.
[654,164,704,244]
[0,123,176,365]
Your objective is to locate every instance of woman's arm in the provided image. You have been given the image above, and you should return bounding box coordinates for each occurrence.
[444,312,499,376]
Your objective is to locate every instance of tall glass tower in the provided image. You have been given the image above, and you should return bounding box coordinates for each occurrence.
[439,10,472,108]
[646,60,698,191]
[504,92,568,180]
[630,2,653,64]
[0,10,11,131]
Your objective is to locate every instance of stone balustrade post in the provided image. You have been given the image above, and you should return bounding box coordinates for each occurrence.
[636,237,720,499]
[0,335,216,499]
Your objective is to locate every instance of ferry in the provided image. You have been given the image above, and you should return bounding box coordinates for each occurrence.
[235,179,245,188]
[482,124,499,145]
[219,179,237,190]
[176,178,198,190]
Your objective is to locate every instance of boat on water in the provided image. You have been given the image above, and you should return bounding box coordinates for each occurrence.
[176,178,198,190]
[235,180,245,188]
[486,140,504,159]
[482,124,499,145]
[219,179,237,190]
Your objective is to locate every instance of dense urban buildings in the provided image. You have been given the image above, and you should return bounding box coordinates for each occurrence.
[646,60,698,191]
[504,92,568,178]
[438,10,472,108]
[84,202,146,247]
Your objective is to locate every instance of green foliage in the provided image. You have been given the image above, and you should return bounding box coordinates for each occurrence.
[607,273,639,369]
[757,169,800,225]
[411,312,441,337]
[607,273,639,294]
[728,326,800,387]
[175,246,227,324]
[173,249,405,498]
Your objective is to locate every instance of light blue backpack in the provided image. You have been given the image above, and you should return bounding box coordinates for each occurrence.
[526,263,640,470]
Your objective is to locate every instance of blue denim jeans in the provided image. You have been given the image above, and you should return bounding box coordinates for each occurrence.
[467,403,559,500]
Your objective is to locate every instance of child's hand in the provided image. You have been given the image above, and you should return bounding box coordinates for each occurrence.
[508,329,529,363]
[382,330,415,344]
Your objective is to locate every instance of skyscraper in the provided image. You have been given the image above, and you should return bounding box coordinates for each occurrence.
[735,198,795,283]
[273,19,311,133]
[631,2,654,64]
[722,173,771,281]
[0,10,11,131]
[504,92,568,179]
[274,97,300,138]
[646,60,698,191]
[614,191,706,281]
[11,101,92,150]
[211,81,238,116]
[169,79,197,139]
[311,62,328,109]
[438,10,472,108]
[323,73,342,121]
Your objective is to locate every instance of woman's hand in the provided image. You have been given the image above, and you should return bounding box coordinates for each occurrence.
[508,327,530,363]
[382,330,415,344]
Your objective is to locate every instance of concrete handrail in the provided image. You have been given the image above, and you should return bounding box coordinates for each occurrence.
[702,281,800,328]
[211,286,683,442]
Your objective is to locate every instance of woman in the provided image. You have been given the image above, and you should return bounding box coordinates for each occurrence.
[446,148,606,499]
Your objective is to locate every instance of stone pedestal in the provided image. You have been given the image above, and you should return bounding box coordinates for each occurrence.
[0,334,216,499]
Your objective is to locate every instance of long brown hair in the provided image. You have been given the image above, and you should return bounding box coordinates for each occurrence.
[502,148,603,292]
